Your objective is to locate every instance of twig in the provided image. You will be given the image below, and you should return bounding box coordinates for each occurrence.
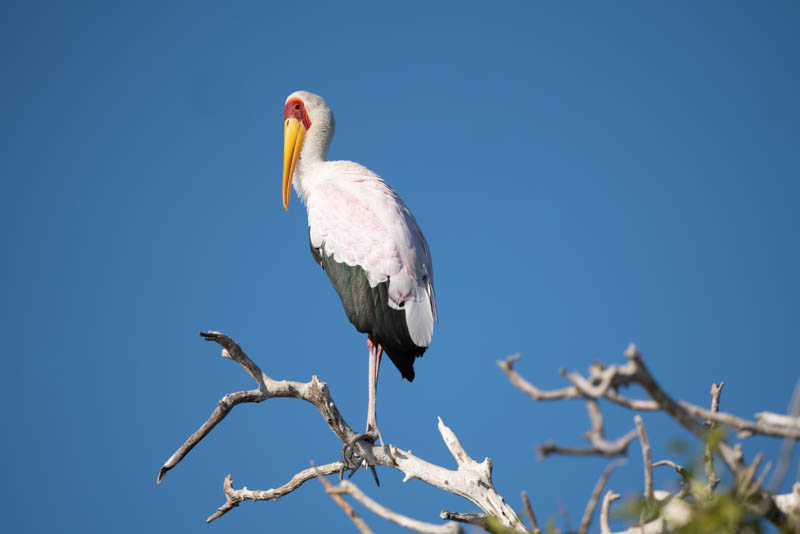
[538,433,637,459]
[600,490,620,534]
[498,355,581,401]
[158,387,269,483]
[521,491,541,534]
[205,462,343,522]
[314,463,374,534]
[634,415,654,501]
[537,400,637,459]
[710,382,724,413]
[578,460,625,534]
[439,511,486,529]
[653,459,688,478]
[704,382,723,492]
[756,461,773,489]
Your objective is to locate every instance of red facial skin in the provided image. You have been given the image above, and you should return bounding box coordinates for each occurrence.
[283,98,312,130]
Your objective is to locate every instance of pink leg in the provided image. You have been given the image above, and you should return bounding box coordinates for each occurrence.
[366,334,384,445]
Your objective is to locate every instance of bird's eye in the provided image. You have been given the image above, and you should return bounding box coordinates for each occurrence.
[294,104,301,110]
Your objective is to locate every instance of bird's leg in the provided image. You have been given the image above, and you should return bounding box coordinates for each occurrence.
[366,334,385,446]
[337,336,386,486]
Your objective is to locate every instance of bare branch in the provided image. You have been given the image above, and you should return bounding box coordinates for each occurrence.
[499,345,796,529]
[680,401,800,440]
[703,382,724,492]
[161,331,524,531]
[440,511,486,529]
[757,411,800,429]
[205,462,344,522]
[578,460,625,534]
[498,355,580,401]
[602,390,659,411]
[538,432,638,459]
[327,480,464,534]
[158,390,267,483]
[500,346,800,532]
[315,464,374,534]
[600,490,620,534]
[537,400,637,459]
[653,459,688,478]
[634,415,654,501]
[521,491,541,534]
[710,381,724,413]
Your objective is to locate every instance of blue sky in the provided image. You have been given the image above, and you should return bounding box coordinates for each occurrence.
[2,1,798,532]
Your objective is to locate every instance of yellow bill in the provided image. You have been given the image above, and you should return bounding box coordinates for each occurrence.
[282,117,306,210]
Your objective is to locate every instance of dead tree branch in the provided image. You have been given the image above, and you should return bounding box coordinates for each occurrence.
[703,382,723,492]
[326,479,464,534]
[499,343,799,531]
[439,511,486,529]
[205,462,343,523]
[600,490,620,534]
[634,415,654,501]
[159,331,524,531]
[520,490,541,534]
[538,399,637,459]
[314,463,374,534]
[578,460,625,534]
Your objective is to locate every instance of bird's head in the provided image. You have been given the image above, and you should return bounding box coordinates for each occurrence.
[282,91,335,210]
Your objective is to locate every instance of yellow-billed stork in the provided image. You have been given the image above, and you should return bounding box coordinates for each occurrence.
[282,91,437,444]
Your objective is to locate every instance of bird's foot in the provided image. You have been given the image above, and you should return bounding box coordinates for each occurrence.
[340,433,380,486]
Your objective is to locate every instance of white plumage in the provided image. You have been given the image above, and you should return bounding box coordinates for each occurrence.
[287,92,437,348]
[281,90,436,441]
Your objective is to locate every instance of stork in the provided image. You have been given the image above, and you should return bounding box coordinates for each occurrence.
[282,91,437,445]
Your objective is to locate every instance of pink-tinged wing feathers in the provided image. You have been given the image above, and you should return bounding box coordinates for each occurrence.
[306,161,436,346]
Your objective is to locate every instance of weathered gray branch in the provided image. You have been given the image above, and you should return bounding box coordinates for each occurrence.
[159,331,524,531]
[703,382,723,492]
[600,490,620,534]
[521,490,541,534]
[314,463,374,534]
[327,480,464,534]
[439,511,487,529]
[499,350,800,441]
[537,398,637,459]
[205,462,344,523]
[578,460,625,534]
[652,459,687,478]
[500,343,797,530]
[634,415,654,501]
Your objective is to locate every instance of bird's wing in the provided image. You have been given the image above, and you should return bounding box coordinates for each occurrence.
[307,161,436,346]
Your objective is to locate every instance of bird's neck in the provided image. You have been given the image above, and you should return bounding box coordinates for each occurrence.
[294,121,334,203]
